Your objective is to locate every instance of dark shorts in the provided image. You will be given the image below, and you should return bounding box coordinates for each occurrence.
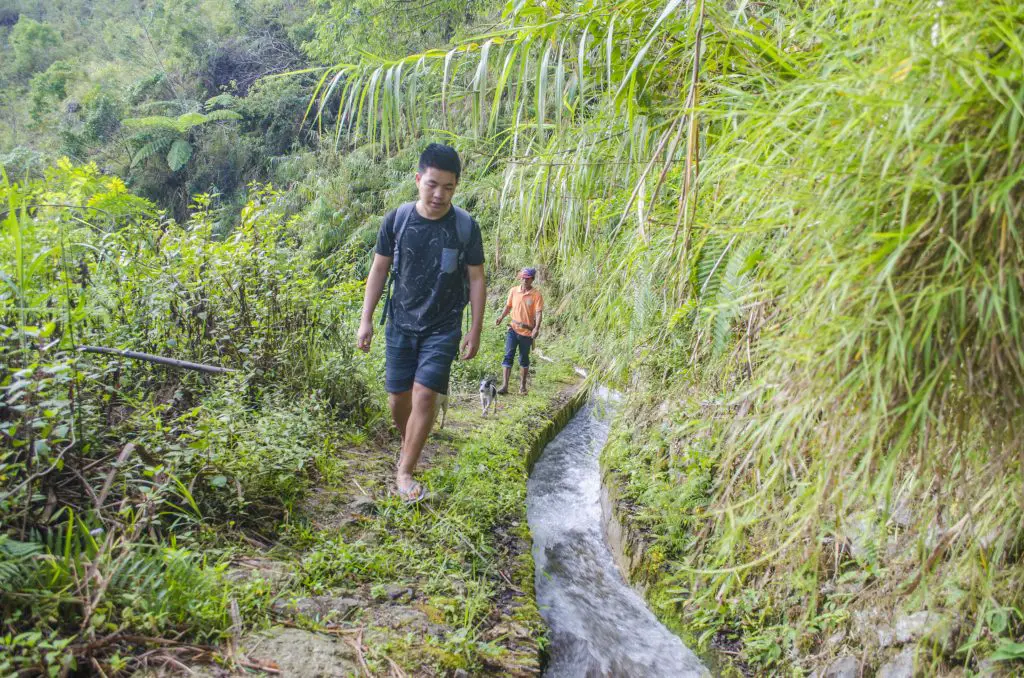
[385,323,461,395]
[502,328,533,368]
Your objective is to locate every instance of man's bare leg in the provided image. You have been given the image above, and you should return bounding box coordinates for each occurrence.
[396,382,439,493]
[519,367,529,394]
[498,366,511,394]
[388,390,413,450]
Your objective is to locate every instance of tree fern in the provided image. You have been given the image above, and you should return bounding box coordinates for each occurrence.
[126,110,241,171]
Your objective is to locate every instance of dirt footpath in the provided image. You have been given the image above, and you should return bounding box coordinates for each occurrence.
[190,369,581,677]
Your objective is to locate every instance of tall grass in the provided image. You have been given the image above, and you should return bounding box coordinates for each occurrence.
[308,0,1024,669]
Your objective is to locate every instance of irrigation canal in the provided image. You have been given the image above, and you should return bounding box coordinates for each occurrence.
[526,393,709,677]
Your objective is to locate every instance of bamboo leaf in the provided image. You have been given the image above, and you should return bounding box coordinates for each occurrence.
[606,16,616,89]
[537,42,553,140]
[490,45,520,134]
[393,61,404,137]
[317,67,350,125]
[577,24,590,100]
[343,73,363,139]
[337,72,362,144]
[473,39,494,135]
[443,47,459,118]
[555,39,566,133]
[616,0,686,101]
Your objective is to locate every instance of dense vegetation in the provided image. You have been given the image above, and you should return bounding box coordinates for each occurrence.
[3,0,1023,675]
[305,0,1024,674]
[0,159,377,670]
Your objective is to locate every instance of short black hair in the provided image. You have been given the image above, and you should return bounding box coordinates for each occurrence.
[419,143,462,180]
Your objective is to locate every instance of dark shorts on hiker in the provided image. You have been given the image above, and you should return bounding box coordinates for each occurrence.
[502,327,533,369]
[385,323,461,395]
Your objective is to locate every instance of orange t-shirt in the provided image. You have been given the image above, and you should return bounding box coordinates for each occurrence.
[505,286,544,336]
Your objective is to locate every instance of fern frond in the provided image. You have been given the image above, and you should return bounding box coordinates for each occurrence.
[693,233,724,302]
[0,536,43,557]
[131,137,173,168]
[200,109,242,123]
[166,139,193,172]
[204,93,237,110]
[175,111,208,132]
[172,110,241,133]
[0,561,22,587]
[122,115,180,133]
[710,238,752,357]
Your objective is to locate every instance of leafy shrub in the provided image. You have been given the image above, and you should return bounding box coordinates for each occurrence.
[7,18,61,80]
[0,159,381,671]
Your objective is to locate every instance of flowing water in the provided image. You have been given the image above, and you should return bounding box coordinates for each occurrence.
[527,396,708,678]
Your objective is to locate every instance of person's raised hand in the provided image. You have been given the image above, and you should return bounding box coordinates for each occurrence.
[356,320,374,353]
[460,331,480,361]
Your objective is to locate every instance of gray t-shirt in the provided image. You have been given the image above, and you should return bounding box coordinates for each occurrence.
[375,205,484,335]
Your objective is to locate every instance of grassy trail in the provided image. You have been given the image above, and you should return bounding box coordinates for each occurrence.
[192,360,580,676]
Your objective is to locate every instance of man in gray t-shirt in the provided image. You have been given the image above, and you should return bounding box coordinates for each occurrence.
[357,144,485,502]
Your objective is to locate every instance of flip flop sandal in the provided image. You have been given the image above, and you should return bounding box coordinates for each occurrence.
[397,481,427,504]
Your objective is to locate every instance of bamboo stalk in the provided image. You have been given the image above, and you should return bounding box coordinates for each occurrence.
[77,346,234,374]
[671,0,706,282]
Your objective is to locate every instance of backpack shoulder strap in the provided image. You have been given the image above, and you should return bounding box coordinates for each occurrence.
[451,206,474,315]
[380,202,416,327]
[452,205,472,249]
[391,202,417,272]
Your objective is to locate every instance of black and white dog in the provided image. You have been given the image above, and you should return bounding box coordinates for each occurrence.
[479,378,498,416]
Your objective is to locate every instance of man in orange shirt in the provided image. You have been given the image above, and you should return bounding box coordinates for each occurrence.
[494,267,544,394]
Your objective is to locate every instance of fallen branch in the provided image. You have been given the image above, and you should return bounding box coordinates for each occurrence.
[96,443,136,510]
[346,628,371,677]
[78,631,217,656]
[77,346,235,375]
[387,656,408,678]
[237,658,281,674]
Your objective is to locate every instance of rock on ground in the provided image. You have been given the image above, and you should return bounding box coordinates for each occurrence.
[822,655,860,678]
[223,557,294,589]
[877,648,915,678]
[239,627,359,677]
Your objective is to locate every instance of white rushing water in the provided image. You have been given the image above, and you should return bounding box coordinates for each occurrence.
[527,398,709,678]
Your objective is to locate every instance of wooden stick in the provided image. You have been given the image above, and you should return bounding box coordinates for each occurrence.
[77,346,234,374]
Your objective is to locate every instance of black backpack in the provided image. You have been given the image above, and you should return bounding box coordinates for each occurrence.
[379,202,473,326]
